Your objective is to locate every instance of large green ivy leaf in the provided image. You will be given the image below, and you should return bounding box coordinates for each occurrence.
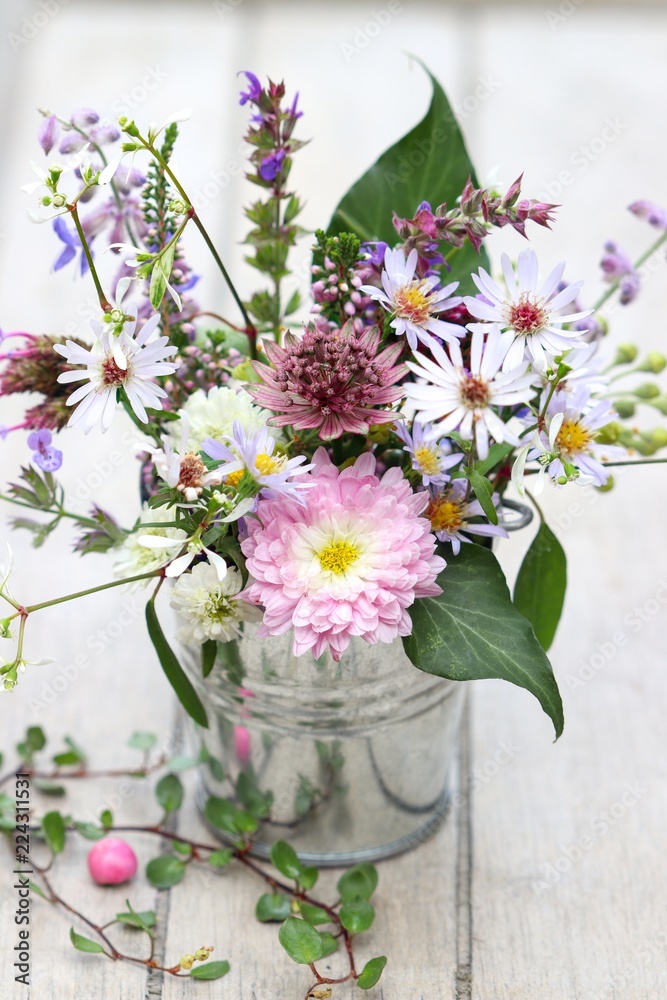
[514,521,567,652]
[327,60,488,295]
[403,544,564,738]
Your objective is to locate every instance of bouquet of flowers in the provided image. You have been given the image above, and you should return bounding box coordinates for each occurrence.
[3,63,667,747]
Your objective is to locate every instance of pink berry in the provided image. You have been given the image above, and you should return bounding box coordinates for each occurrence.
[88,837,137,886]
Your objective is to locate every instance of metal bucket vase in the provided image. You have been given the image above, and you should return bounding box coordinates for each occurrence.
[182,625,466,867]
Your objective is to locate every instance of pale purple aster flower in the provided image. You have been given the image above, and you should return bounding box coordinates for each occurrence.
[465,249,592,372]
[394,421,463,487]
[404,326,536,461]
[425,480,508,555]
[27,429,62,472]
[53,315,178,434]
[203,421,314,504]
[361,247,463,352]
[52,217,88,274]
[540,386,625,488]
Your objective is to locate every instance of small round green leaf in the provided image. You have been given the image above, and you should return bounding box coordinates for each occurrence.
[299,902,330,926]
[298,866,318,891]
[357,956,387,989]
[208,849,234,868]
[155,773,184,813]
[145,855,185,890]
[100,809,113,829]
[204,796,239,835]
[278,916,324,965]
[69,928,105,954]
[127,731,157,751]
[255,893,291,923]
[116,909,156,931]
[41,810,66,855]
[336,863,378,902]
[270,840,303,880]
[74,822,106,842]
[317,931,339,958]
[190,960,231,980]
[339,898,375,934]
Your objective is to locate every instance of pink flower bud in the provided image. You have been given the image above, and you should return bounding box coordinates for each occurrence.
[234,725,252,764]
[88,837,138,886]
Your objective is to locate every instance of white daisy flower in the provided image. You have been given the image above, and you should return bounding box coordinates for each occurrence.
[361,246,463,351]
[114,504,188,582]
[54,315,178,434]
[172,386,276,454]
[464,249,591,372]
[137,534,229,582]
[404,327,536,460]
[151,413,224,503]
[170,562,261,647]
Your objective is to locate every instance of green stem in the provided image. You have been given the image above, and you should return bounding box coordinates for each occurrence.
[601,457,667,467]
[68,204,112,312]
[593,230,667,312]
[0,493,99,527]
[16,571,160,617]
[143,139,256,350]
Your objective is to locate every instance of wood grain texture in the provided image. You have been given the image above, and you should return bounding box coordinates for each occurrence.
[1,2,667,998]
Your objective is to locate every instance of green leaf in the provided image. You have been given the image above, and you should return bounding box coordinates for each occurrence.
[208,848,234,868]
[514,521,567,652]
[327,60,488,295]
[155,773,184,813]
[403,544,564,738]
[299,902,330,926]
[116,906,156,932]
[236,770,274,820]
[167,755,198,771]
[69,927,105,954]
[467,469,499,525]
[33,780,66,796]
[318,931,339,958]
[190,960,231,980]
[41,811,66,855]
[149,240,178,310]
[145,855,185,890]
[26,726,46,751]
[339,897,375,934]
[337,863,378,902]
[51,752,81,767]
[255,892,291,922]
[204,795,255,837]
[172,841,192,857]
[270,840,303,880]
[74,822,106,841]
[298,866,318,891]
[278,916,324,965]
[146,599,208,728]
[127,731,157,751]
[29,880,47,899]
[357,956,388,989]
[100,809,113,829]
[473,442,514,478]
[201,639,217,678]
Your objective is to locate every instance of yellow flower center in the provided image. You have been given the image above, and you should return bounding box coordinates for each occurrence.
[225,469,244,488]
[427,498,465,534]
[318,540,360,575]
[556,419,591,456]
[395,281,435,323]
[255,452,285,477]
[414,445,441,477]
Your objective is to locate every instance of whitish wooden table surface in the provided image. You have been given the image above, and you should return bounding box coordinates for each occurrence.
[1,2,667,997]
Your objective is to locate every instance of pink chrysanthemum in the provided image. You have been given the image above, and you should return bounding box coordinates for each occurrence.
[245,320,407,439]
[240,449,446,662]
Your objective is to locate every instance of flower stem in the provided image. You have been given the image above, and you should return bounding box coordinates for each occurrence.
[601,457,667,467]
[68,203,112,312]
[18,571,160,617]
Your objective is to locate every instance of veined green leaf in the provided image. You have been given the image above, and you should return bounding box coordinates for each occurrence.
[514,521,567,652]
[404,544,564,738]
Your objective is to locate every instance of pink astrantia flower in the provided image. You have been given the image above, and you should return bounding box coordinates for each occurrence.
[246,320,407,440]
[239,449,445,662]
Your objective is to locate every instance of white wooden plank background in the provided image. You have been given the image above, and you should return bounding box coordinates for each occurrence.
[1,2,667,997]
